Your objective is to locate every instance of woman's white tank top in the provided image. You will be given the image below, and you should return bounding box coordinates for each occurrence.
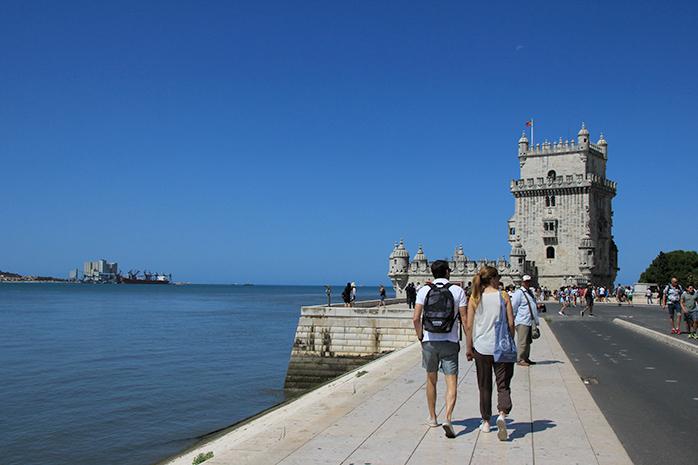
[473,291,501,355]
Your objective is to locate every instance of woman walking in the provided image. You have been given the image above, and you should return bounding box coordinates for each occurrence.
[558,287,569,316]
[466,266,516,441]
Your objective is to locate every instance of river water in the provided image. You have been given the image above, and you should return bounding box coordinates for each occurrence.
[0,283,392,465]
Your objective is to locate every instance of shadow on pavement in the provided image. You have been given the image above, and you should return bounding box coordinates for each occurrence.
[452,417,484,437]
[531,360,563,365]
[507,419,557,440]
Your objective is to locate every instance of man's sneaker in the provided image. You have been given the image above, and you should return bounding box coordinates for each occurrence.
[588,314,595,317]
[677,329,682,335]
[442,421,456,439]
[496,415,508,441]
[425,417,439,427]
[479,420,491,433]
[558,311,567,316]
[580,310,584,317]
[517,361,530,367]
[671,328,677,334]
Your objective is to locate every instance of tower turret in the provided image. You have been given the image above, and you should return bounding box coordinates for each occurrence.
[578,235,596,285]
[509,242,526,277]
[597,132,608,157]
[387,239,410,294]
[454,245,467,271]
[518,131,529,156]
[577,121,590,149]
[412,245,428,272]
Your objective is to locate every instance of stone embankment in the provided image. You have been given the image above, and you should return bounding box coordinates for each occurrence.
[284,299,415,391]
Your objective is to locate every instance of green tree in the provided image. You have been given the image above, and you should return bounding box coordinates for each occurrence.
[640,250,698,286]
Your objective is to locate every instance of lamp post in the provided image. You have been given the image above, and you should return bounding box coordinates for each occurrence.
[325,285,332,307]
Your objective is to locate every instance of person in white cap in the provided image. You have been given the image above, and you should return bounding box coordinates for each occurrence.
[510,275,540,367]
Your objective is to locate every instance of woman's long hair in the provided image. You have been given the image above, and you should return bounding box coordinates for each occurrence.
[470,266,500,308]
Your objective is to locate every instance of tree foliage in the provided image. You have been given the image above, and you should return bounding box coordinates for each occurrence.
[639,250,698,286]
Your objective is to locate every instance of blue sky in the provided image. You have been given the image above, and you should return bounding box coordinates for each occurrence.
[1,1,696,284]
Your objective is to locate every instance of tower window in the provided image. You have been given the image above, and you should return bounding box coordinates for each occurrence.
[547,170,556,179]
[545,196,550,207]
[550,195,556,206]
[509,227,515,235]
[546,246,555,259]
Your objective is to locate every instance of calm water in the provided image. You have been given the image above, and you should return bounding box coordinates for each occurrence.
[0,283,392,465]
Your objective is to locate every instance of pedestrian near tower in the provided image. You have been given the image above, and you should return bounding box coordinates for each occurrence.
[466,266,516,441]
[511,275,540,366]
[663,277,684,334]
[412,260,467,439]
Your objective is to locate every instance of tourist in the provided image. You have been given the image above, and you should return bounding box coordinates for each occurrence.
[405,282,417,309]
[662,278,684,334]
[511,275,540,366]
[646,288,654,305]
[558,287,569,316]
[625,286,633,306]
[350,282,357,307]
[466,266,516,441]
[582,283,595,317]
[342,282,352,307]
[615,285,624,306]
[378,284,386,309]
[412,260,467,439]
[681,285,698,339]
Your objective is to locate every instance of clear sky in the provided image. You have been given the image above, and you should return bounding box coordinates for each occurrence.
[1,1,696,285]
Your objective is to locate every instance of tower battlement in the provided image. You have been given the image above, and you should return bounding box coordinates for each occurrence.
[510,173,617,194]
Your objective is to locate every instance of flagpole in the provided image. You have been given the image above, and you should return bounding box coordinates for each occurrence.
[531,118,534,147]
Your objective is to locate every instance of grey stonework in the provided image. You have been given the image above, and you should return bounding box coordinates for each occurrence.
[388,122,618,295]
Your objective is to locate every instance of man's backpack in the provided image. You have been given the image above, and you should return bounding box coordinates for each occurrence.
[422,283,457,333]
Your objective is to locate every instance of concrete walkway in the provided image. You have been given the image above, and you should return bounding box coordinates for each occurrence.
[164,320,633,465]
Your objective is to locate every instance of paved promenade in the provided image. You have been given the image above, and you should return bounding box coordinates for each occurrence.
[164,318,632,465]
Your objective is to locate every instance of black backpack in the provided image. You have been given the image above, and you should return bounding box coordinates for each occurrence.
[422,283,457,333]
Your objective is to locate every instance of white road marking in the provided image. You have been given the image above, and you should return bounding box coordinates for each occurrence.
[665,380,678,383]
[645,367,655,370]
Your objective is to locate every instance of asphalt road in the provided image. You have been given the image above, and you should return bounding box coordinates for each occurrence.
[541,302,698,465]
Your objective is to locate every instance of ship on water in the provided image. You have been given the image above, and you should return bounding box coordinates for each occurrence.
[118,270,171,285]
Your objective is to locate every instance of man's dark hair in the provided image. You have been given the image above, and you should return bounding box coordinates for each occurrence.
[430,260,451,279]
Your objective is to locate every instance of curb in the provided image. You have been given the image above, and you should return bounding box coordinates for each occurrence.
[612,318,698,356]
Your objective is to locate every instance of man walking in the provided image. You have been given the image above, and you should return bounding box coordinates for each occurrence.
[680,284,697,339]
[405,282,417,309]
[662,277,684,334]
[412,260,467,438]
[511,275,540,366]
[582,283,595,316]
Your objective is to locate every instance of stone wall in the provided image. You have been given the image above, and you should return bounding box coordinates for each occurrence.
[284,298,414,392]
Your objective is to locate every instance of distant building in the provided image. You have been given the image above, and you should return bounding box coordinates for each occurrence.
[511,123,618,289]
[83,259,118,283]
[388,122,618,295]
[68,268,79,281]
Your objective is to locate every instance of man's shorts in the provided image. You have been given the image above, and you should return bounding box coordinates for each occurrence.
[688,309,698,323]
[668,302,681,318]
[421,341,459,375]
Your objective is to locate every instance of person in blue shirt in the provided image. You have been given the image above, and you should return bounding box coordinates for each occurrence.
[510,275,540,366]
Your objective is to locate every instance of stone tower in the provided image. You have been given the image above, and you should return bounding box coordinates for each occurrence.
[388,240,410,291]
[509,123,618,289]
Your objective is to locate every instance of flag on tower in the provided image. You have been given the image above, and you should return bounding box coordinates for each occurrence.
[525,120,533,127]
